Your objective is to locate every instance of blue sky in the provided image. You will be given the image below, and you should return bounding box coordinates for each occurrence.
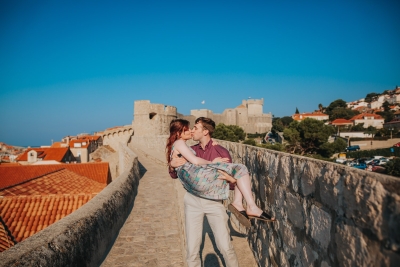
[1,0,399,146]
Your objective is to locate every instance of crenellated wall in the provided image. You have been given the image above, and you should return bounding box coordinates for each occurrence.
[0,144,140,267]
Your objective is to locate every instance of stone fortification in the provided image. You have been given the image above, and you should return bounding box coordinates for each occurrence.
[0,144,140,267]
[126,134,400,266]
[190,98,272,133]
[98,125,133,152]
[216,140,400,267]
[133,100,177,136]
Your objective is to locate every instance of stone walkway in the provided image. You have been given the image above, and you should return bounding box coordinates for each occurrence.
[101,147,257,267]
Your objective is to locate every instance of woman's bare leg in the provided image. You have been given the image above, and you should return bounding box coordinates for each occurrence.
[235,174,273,218]
[230,185,245,211]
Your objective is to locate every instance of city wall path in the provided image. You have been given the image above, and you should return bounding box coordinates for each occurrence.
[101,147,257,267]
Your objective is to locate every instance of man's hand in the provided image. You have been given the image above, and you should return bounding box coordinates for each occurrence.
[217,170,236,183]
[170,157,187,168]
[212,157,229,163]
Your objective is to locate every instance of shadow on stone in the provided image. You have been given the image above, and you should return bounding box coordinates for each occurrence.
[204,253,222,267]
[199,216,226,267]
[138,160,147,178]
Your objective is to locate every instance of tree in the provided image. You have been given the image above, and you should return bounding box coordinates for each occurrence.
[382,101,391,112]
[283,118,335,155]
[350,123,365,132]
[295,107,299,114]
[272,116,294,133]
[213,124,245,142]
[364,126,377,138]
[365,92,379,103]
[319,138,347,158]
[330,107,359,121]
[243,139,257,146]
[318,103,324,112]
[385,158,400,177]
[325,99,347,115]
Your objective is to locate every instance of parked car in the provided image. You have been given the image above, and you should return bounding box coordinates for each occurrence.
[352,163,367,170]
[335,158,347,164]
[393,142,400,147]
[345,145,360,151]
[378,158,390,165]
[364,158,376,164]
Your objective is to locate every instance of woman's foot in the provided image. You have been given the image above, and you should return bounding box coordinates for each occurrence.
[228,204,251,228]
[246,205,276,221]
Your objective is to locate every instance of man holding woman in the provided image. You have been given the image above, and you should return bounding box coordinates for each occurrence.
[168,117,274,267]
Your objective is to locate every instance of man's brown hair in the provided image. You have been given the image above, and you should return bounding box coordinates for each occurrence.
[195,117,216,137]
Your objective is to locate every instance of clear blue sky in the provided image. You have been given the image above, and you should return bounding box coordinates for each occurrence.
[1,0,399,146]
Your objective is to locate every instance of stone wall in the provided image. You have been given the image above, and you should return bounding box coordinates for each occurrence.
[101,126,133,151]
[216,140,400,267]
[0,144,140,267]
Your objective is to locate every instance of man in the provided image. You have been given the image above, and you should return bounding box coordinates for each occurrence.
[170,117,243,267]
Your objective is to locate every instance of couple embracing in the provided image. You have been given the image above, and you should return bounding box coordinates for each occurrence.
[167,117,275,267]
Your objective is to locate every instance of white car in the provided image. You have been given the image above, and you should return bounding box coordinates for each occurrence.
[335,158,347,164]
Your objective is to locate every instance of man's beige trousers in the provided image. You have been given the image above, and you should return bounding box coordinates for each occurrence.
[184,192,239,267]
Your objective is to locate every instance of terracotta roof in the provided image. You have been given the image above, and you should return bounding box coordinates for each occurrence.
[292,112,329,121]
[69,139,91,148]
[0,216,16,252]
[0,169,105,197]
[0,162,111,189]
[16,148,70,162]
[350,113,384,121]
[0,194,95,243]
[331,119,353,125]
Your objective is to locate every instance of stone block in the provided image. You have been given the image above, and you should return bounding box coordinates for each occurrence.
[300,160,322,196]
[319,165,343,211]
[321,261,330,267]
[301,243,318,266]
[282,223,300,254]
[342,173,387,241]
[278,155,292,187]
[335,224,374,267]
[310,205,331,249]
[292,156,306,193]
[286,192,304,229]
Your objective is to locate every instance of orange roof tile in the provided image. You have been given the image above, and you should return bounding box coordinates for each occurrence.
[0,169,105,197]
[0,162,110,189]
[350,113,384,121]
[69,139,91,148]
[16,148,70,162]
[0,194,95,243]
[331,119,353,125]
[0,217,16,252]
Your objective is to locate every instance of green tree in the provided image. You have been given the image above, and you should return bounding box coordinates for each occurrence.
[330,107,359,121]
[385,158,400,177]
[364,126,377,138]
[326,99,347,115]
[365,92,379,103]
[272,116,294,133]
[319,138,347,158]
[295,107,300,114]
[350,123,365,132]
[283,118,335,155]
[213,124,246,142]
[318,103,324,112]
[243,139,257,146]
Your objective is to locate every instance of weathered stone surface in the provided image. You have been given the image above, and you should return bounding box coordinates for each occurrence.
[286,192,304,229]
[282,224,298,252]
[319,165,343,211]
[310,205,331,249]
[301,243,318,266]
[321,260,331,267]
[278,155,292,187]
[292,157,306,193]
[300,160,320,196]
[335,224,373,267]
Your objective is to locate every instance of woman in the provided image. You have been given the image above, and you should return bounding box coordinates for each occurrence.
[166,118,275,222]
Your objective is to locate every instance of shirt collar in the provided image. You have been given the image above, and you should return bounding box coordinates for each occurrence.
[200,139,213,151]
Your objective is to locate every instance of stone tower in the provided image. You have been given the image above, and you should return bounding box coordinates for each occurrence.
[132,100,177,136]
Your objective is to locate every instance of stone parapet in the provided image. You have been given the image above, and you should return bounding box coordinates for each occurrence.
[0,144,140,267]
[216,140,400,267]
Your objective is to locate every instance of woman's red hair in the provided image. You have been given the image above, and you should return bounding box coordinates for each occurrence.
[166,119,190,171]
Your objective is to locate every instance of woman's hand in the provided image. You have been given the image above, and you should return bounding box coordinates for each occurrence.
[217,170,236,183]
[211,138,219,146]
[170,157,187,168]
[212,157,229,163]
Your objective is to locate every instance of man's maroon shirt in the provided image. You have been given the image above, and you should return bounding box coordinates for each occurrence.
[169,139,235,190]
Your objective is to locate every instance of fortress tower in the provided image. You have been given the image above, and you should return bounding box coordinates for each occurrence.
[132,100,177,136]
[242,98,264,115]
